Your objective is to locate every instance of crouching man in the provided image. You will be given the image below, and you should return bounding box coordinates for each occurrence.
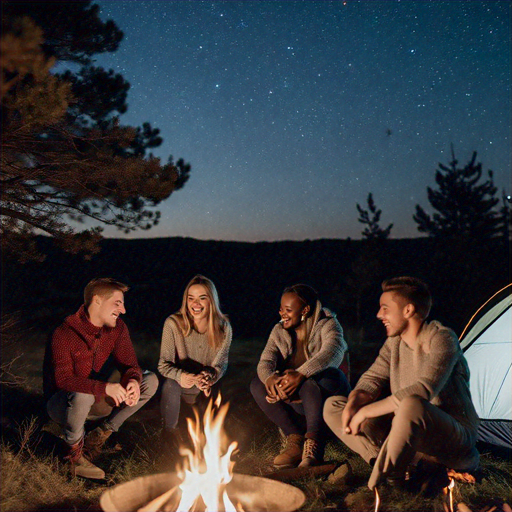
[324,277,480,491]
[44,278,158,479]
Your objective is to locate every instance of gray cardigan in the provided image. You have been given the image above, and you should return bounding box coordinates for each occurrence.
[355,320,479,432]
[257,308,347,383]
[158,316,232,384]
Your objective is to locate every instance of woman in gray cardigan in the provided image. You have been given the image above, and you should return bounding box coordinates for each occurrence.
[250,284,350,469]
[158,275,232,450]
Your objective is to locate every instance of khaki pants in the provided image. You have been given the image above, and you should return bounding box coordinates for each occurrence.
[323,395,479,489]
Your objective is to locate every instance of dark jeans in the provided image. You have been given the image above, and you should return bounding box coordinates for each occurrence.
[160,377,204,431]
[46,370,158,445]
[250,367,351,438]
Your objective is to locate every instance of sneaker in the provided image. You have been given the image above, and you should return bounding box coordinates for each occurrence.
[298,437,324,468]
[66,441,105,480]
[84,425,113,460]
[273,434,304,469]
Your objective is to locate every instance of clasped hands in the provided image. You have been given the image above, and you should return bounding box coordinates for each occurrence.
[264,369,305,403]
[105,379,140,407]
[180,368,216,396]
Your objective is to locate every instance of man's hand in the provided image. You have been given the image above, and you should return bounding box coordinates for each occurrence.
[180,372,200,389]
[341,389,374,434]
[124,379,141,407]
[105,382,128,407]
[347,408,367,435]
[279,369,305,397]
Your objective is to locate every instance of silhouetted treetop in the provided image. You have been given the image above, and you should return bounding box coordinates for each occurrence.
[413,147,500,241]
[356,193,393,240]
[1,2,190,261]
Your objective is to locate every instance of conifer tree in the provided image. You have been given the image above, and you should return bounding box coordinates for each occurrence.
[413,147,499,240]
[356,193,393,240]
[1,1,190,260]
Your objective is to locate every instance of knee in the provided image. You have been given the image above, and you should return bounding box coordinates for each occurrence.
[250,376,265,400]
[323,395,347,427]
[69,392,95,408]
[162,377,181,398]
[395,395,426,423]
[141,371,159,397]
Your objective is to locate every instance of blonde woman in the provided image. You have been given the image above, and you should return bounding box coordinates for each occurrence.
[251,284,350,468]
[158,275,232,444]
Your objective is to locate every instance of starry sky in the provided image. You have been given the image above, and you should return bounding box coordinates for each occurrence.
[93,0,511,241]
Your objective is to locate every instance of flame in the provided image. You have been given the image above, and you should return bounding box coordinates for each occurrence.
[174,394,240,512]
[448,478,454,512]
[443,478,455,512]
[374,487,380,512]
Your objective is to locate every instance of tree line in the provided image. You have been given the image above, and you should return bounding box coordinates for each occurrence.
[357,144,511,243]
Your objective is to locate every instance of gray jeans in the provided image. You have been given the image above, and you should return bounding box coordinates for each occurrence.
[46,370,158,445]
[323,395,480,489]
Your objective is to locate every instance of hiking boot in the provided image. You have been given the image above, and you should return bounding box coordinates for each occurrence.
[298,436,324,468]
[84,424,113,460]
[66,441,105,480]
[273,434,304,468]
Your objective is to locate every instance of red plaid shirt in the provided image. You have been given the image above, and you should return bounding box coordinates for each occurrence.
[48,305,142,401]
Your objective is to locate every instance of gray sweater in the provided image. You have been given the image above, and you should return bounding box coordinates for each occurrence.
[257,308,347,383]
[158,316,232,384]
[355,320,479,432]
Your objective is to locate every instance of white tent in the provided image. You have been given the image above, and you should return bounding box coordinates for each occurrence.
[460,284,512,449]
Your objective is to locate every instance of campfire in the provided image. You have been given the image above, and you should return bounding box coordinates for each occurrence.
[100,395,305,512]
[140,395,238,512]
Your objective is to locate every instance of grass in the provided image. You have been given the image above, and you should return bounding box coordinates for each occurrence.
[1,334,511,512]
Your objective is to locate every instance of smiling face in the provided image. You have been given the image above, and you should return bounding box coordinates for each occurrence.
[376,291,409,337]
[187,284,211,324]
[94,290,126,328]
[279,292,309,330]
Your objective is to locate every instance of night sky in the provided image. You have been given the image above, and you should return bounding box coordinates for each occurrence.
[94,0,511,242]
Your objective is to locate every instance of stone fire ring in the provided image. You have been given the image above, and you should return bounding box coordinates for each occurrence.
[100,472,306,512]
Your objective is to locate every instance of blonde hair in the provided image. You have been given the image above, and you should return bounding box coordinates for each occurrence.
[174,275,228,349]
[84,278,129,308]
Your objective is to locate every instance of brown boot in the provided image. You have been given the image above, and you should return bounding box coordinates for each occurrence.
[298,436,324,468]
[66,440,105,480]
[273,434,304,468]
[84,425,113,460]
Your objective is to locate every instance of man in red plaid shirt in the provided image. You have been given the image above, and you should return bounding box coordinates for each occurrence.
[44,278,158,479]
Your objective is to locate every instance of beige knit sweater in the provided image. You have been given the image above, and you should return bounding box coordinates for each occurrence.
[158,316,232,384]
[257,308,347,383]
[355,320,479,432]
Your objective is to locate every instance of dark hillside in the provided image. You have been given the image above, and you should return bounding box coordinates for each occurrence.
[3,236,509,345]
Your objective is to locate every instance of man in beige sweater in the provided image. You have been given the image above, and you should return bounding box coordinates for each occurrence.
[324,277,480,491]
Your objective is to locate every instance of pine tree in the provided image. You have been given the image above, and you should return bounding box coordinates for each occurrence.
[356,193,393,240]
[1,2,190,260]
[413,147,500,241]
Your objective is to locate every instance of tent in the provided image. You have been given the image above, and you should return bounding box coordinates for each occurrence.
[460,284,512,449]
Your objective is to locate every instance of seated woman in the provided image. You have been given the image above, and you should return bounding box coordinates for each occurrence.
[251,284,350,468]
[158,275,232,449]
